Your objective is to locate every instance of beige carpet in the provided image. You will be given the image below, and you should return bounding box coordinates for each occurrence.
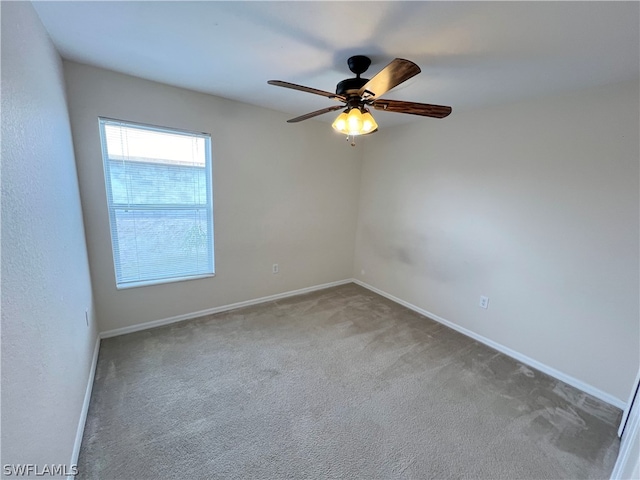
[78,283,620,479]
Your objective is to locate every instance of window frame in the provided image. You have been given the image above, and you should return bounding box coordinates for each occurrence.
[98,117,215,289]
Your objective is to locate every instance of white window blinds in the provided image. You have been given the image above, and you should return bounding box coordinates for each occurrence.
[99,118,214,288]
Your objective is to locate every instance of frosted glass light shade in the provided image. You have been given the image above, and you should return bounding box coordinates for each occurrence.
[332,108,378,136]
[332,112,348,132]
[361,111,377,134]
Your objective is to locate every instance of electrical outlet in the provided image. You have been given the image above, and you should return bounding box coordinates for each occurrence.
[85,309,89,326]
[479,296,489,309]
[272,264,279,274]
[361,269,365,275]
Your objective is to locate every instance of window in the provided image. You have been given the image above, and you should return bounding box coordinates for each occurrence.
[99,118,214,288]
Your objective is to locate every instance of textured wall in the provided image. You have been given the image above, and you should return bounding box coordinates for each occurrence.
[1,1,97,470]
[354,81,639,403]
[63,62,362,333]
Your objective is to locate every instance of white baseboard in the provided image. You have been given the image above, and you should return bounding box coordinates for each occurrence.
[68,335,100,479]
[99,279,353,339]
[352,279,626,410]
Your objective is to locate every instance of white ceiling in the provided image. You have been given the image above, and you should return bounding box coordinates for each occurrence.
[33,1,639,129]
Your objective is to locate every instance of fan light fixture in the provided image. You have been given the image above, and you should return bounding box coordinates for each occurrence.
[268,55,452,147]
[332,108,378,136]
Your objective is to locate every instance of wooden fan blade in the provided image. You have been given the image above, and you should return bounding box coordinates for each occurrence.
[268,80,346,102]
[358,59,421,99]
[372,99,452,118]
[286,105,345,123]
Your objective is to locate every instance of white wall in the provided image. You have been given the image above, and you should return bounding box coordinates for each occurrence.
[354,81,639,403]
[1,2,97,471]
[63,62,362,333]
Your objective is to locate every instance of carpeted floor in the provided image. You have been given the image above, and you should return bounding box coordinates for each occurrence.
[78,283,621,479]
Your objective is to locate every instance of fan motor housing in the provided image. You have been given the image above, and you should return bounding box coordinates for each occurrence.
[336,77,369,96]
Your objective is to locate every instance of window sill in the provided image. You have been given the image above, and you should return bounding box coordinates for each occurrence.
[116,273,215,290]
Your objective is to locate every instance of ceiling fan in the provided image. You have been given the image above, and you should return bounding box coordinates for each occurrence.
[268,55,452,145]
